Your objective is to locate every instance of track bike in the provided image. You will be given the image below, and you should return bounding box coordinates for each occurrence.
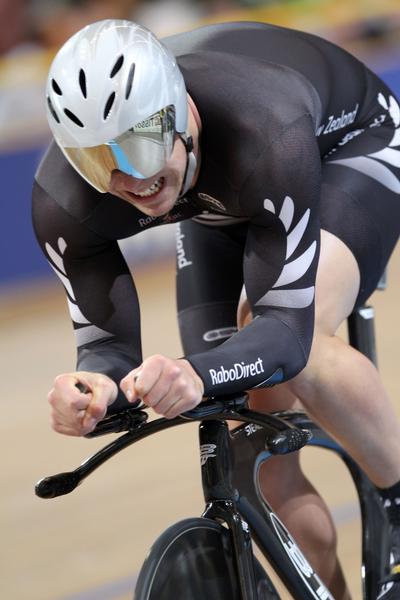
[35,300,390,599]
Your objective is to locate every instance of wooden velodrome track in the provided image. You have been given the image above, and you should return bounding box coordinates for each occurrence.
[2,242,399,600]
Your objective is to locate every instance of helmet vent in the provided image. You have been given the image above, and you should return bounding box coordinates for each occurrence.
[51,79,62,96]
[47,96,60,123]
[125,63,135,100]
[79,69,87,98]
[104,92,116,120]
[64,108,84,128]
[110,55,124,78]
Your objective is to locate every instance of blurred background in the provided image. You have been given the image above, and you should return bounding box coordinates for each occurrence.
[1,1,400,599]
[1,0,400,294]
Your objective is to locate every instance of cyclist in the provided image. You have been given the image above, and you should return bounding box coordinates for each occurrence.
[33,20,400,599]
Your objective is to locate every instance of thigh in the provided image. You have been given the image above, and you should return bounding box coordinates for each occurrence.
[176,219,246,355]
[236,226,361,340]
[320,116,400,312]
[313,229,360,336]
[314,110,400,333]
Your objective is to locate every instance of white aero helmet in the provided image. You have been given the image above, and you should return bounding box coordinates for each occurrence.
[46,19,191,192]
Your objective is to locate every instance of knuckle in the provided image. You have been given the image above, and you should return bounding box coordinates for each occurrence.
[190,387,200,402]
[66,396,80,410]
[69,397,84,411]
[151,354,164,365]
[170,366,181,380]
[54,373,68,386]
[91,404,106,419]
[166,367,180,385]
[189,395,199,408]
[176,380,188,396]
[95,376,108,389]
[53,374,63,385]
[186,393,195,407]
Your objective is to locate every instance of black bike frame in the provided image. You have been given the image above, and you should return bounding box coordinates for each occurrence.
[200,417,335,600]
[199,419,260,600]
[230,411,388,600]
[35,301,388,599]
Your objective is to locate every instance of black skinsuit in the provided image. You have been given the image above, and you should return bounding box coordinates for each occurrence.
[33,22,400,409]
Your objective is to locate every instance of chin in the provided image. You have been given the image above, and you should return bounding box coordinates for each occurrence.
[136,193,177,217]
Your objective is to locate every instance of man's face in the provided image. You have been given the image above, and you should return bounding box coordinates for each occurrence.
[108,136,187,217]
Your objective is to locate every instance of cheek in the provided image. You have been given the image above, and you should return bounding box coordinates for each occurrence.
[170,140,187,170]
[165,159,185,185]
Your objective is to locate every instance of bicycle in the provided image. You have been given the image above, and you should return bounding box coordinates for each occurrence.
[35,300,390,599]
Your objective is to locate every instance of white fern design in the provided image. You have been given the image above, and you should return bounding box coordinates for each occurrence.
[45,237,114,346]
[329,94,400,193]
[255,196,316,309]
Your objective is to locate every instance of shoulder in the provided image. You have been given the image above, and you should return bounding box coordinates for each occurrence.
[168,21,367,122]
[178,50,320,136]
[35,140,105,221]
[33,141,150,239]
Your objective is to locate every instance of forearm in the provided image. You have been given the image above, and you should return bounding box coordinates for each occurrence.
[186,314,308,396]
[77,341,142,412]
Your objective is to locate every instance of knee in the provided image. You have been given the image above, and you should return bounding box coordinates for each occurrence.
[286,331,333,399]
[237,288,252,330]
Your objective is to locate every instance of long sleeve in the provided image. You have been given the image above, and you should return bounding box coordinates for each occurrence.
[186,114,321,395]
[32,181,143,412]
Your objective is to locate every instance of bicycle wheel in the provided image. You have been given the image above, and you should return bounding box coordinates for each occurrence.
[134,517,279,599]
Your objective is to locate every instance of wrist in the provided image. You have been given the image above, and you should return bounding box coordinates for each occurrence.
[178,358,205,397]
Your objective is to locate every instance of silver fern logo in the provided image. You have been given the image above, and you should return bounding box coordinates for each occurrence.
[328,93,400,193]
[256,196,316,309]
[45,237,113,346]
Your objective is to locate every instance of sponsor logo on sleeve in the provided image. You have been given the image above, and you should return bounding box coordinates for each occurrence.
[209,358,264,385]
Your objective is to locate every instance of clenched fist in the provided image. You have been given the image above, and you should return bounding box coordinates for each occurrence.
[120,355,204,419]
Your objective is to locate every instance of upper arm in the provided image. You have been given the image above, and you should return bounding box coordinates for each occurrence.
[242,113,321,352]
[184,116,323,394]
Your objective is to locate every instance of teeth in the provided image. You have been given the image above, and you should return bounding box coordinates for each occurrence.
[135,177,164,197]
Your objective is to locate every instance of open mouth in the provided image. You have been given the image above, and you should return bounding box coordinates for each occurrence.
[130,177,165,199]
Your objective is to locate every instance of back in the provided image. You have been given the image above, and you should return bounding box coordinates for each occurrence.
[164,21,381,154]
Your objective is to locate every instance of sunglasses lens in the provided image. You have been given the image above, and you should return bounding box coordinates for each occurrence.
[62,106,176,192]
